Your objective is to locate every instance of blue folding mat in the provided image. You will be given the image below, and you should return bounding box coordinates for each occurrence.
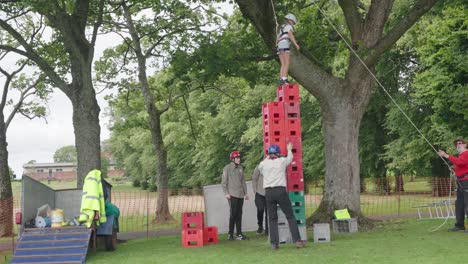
[11,226,92,264]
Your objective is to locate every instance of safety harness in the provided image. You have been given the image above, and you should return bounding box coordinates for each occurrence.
[277,24,291,43]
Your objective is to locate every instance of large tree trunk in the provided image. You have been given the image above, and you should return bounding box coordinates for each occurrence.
[60,34,101,188]
[150,114,173,223]
[69,79,101,188]
[121,3,174,223]
[140,95,173,223]
[51,1,102,188]
[311,76,372,221]
[0,114,13,237]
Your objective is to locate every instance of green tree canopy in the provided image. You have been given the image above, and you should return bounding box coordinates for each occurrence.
[53,145,77,163]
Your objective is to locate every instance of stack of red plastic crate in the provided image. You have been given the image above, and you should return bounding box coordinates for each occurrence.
[181,212,218,248]
[262,84,306,231]
[262,84,303,192]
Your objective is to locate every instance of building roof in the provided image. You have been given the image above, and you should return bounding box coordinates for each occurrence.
[23,162,77,168]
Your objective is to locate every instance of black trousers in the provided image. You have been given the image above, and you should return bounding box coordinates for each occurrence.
[266,186,300,245]
[228,196,244,235]
[454,180,468,228]
[255,193,268,232]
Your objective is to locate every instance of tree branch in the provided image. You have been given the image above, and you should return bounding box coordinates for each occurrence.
[363,0,394,45]
[0,67,13,110]
[338,0,364,41]
[367,0,439,65]
[0,18,69,91]
[90,0,105,49]
[73,0,90,32]
[0,59,29,111]
[182,95,197,141]
[159,85,207,114]
[6,76,42,129]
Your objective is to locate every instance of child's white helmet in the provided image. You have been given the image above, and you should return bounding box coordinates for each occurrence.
[285,13,297,24]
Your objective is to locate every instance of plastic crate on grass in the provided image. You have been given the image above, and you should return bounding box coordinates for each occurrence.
[313,223,330,243]
[182,229,204,248]
[203,226,218,245]
[181,212,204,229]
[332,218,358,233]
[272,224,308,244]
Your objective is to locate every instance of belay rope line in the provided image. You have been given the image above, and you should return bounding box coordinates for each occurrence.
[270,0,279,31]
[427,171,455,232]
[269,0,458,231]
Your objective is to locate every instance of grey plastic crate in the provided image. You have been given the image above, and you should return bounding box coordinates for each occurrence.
[332,218,358,233]
[272,224,308,244]
[313,223,330,242]
[277,208,287,225]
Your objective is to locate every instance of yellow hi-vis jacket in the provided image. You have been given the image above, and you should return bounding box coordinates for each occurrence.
[79,169,107,227]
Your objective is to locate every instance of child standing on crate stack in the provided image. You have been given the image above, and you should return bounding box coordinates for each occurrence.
[277,13,300,85]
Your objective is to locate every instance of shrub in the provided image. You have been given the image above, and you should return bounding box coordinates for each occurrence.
[132,179,141,187]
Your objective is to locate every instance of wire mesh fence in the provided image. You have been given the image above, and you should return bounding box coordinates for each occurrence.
[0,176,458,239]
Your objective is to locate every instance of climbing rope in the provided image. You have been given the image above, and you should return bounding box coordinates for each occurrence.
[270,0,279,30]
[427,171,454,232]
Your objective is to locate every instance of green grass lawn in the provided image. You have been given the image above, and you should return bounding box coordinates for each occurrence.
[85,219,464,264]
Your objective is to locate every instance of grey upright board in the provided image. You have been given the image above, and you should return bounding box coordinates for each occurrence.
[22,176,56,226]
[55,189,83,219]
[203,181,258,234]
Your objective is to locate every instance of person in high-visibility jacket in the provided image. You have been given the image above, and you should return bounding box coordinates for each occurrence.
[79,169,107,227]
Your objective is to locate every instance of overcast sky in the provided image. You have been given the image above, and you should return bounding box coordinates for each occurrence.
[5,3,233,178]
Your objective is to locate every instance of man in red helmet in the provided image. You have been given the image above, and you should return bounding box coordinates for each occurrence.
[222,151,249,240]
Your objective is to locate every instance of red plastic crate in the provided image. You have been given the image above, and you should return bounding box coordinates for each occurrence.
[203,226,219,245]
[290,156,303,166]
[286,137,303,164]
[287,162,303,175]
[287,172,304,191]
[277,84,299,102]
[182,229,204,248]
[182,212,204,229]
[285,118,301,137]
[263,118,285,137]
[262,102,285,119]
[284,102,300,119]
